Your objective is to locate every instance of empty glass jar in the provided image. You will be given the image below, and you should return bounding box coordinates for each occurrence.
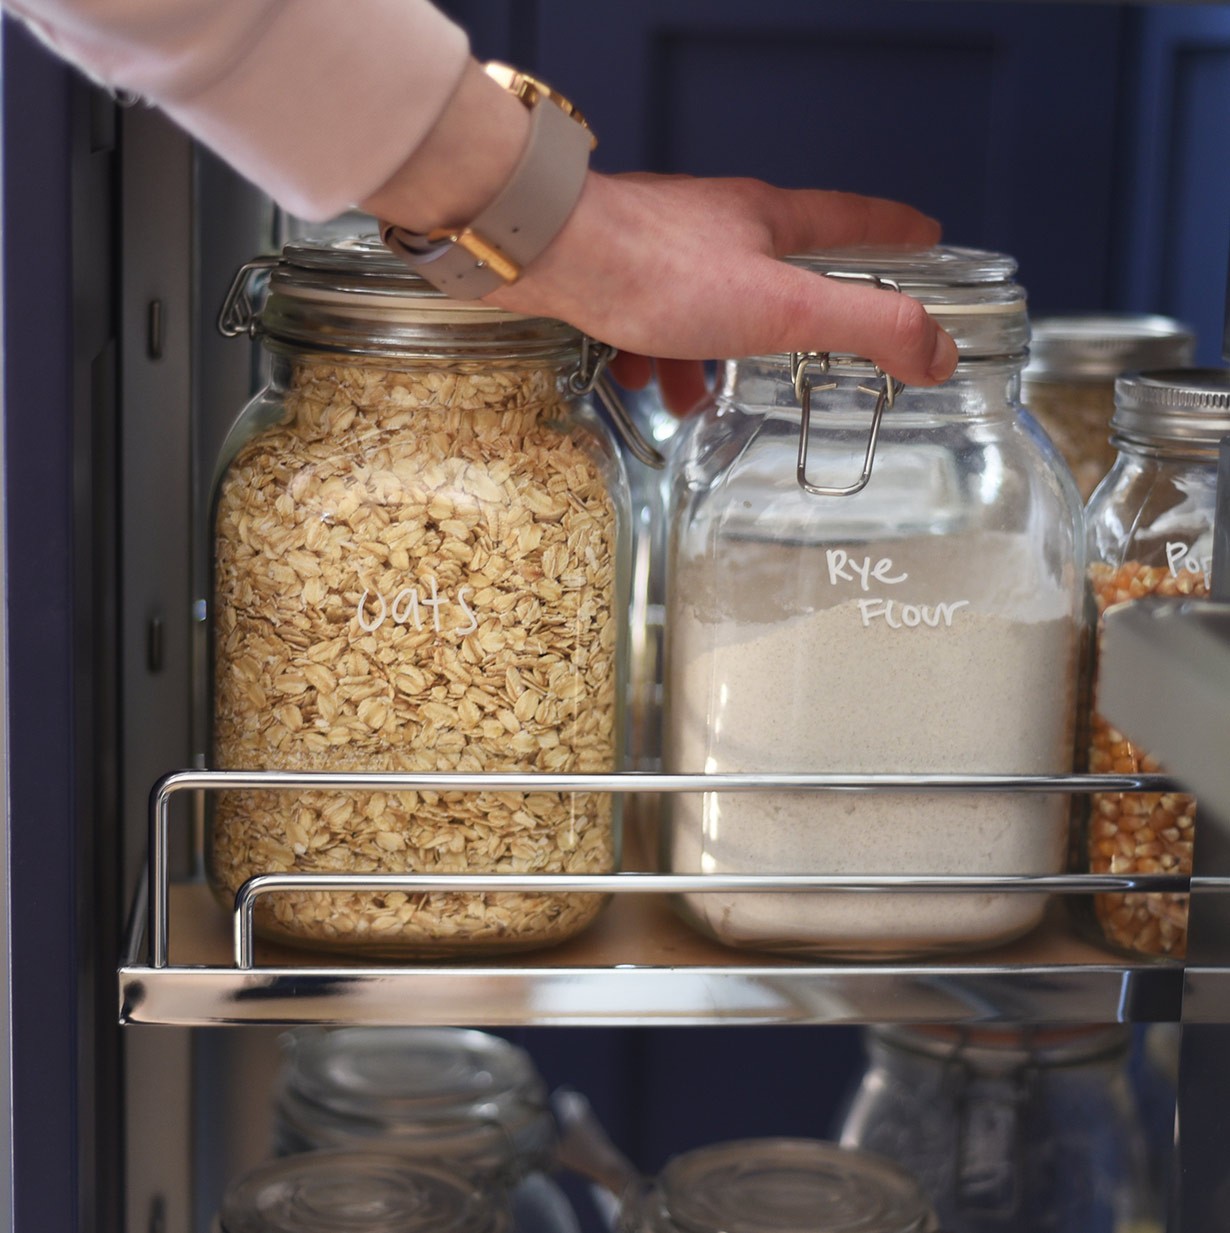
[617,1137,939,1233]
[838,1025,1160,1233]
[209,236,630,957]
[663,246,1083,958]
[216,1149,512,1233]
[272,1027,578,1233]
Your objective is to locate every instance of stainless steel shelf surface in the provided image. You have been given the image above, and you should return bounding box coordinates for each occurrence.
[115,768,1219,1028]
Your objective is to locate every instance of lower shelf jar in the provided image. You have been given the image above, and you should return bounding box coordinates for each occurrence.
[838,1025,1161,1233]
[272,1026,579,1233]
[616,1137,939,1233]
[216,1149,512,1233]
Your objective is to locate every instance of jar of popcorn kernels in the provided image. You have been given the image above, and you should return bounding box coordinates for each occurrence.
[209,236,630,958]
[1083,368,1230,958]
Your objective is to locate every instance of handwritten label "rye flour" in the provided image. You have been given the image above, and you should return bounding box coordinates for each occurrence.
[825,548,971,630]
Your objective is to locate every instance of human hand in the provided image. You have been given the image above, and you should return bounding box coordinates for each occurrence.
[362,62,956,412]
[485,172,957,412]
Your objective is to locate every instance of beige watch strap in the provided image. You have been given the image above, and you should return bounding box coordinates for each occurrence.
[381,82,592,298]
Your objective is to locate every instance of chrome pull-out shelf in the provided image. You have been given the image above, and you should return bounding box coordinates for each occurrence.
[118,769,1209,1027]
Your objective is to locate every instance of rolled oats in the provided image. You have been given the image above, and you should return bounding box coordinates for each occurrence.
[209,354,621,957]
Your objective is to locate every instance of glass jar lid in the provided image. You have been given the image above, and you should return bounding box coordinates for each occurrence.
[240,234,581,361]
[1110,367,1230,448]
[781,246,1028,360]
[217,1149,511,1233]
[628,1139,938,1233]
[871,1024,1131,1070]
[1025,313,1195,381]
[275,1028,555,1177]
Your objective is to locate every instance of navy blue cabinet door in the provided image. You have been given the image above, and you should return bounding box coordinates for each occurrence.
[1117,5,1230,365]
[444,0,1230,354]
[529,1,1126,314]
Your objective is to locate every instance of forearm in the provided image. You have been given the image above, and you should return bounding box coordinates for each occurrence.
[6,0,471,220]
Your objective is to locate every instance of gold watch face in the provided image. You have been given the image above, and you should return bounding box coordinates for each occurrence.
[483,61,595,144]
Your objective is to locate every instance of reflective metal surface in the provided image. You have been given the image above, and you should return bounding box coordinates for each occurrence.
[117,767,1211,1029]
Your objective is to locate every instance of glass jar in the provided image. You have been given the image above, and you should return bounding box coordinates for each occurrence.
[663,246,1083,959]
[622,381,681,774]
[617,1137,939,1233]
[1022,315,1194,501]
[272,1027,578,1233]
[216,1148,511,1233]
[838,1025,1160,1233]
[209,236,630,957]
[1082,367,1230,958]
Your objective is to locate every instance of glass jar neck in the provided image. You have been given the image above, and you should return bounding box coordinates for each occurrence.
[1109,432,1222,466]
[722,356,1023,418]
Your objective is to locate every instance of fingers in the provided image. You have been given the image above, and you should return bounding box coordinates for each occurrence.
[741,259,958,386]
[491,173,958,384]
[753,183,942,257]
[655,359,712,415]
[608,350,652,390]
[609,354,711,417]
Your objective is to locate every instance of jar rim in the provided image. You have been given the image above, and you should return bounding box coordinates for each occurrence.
[218,1148,510,1233]
[274,1028,554,1175]
[1025,313,1195,381]
[254,234,582,361]
[771,245,1028,361]
[869,1023,1130,1068]
[1111,366,1230,447]
[636,1138,937,1233]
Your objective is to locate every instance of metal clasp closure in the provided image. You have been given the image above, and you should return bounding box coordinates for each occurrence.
[569,337,667,470]
[217,256,279,338]
[791,271,903,497]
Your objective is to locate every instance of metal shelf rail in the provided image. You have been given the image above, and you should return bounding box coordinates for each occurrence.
[118,767,1219,1028]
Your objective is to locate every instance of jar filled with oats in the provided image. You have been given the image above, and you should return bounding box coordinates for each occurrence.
[209,236,629,957]
[1022,315,1194,502]
[1083,368,1230,958]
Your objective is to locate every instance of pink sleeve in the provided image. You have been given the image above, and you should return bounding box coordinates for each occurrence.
[5,0,471,219]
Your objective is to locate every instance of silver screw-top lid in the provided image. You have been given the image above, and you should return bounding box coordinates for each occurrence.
[1025,314,1195,382]
[1110,367,1230,448]
[274,1028,555,1179]
[217,1150,511,1233]
[624,1139,938,1233]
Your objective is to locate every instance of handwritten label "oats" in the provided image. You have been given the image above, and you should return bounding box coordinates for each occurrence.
[355,577,479,636]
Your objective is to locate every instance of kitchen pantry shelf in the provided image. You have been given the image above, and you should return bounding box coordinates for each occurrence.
[117,768,1217,1028]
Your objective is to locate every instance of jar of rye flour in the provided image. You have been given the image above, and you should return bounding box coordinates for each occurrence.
[210,236,630,957]
[1082,368,1230,959]
[663,246,1083,959]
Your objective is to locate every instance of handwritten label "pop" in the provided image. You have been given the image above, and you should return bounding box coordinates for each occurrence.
[1166,541,1212,585]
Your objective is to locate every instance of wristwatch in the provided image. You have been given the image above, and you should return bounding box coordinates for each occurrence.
[380,62,596,298]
